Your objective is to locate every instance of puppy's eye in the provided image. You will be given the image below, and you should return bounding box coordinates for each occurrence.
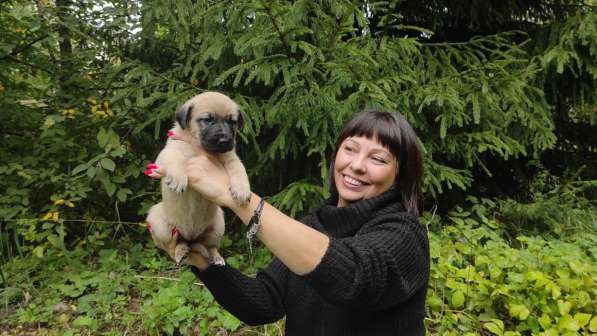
[199,116,214,124]
[226,119,238,126]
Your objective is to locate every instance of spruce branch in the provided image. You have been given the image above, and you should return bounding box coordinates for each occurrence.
[260,0,294,61]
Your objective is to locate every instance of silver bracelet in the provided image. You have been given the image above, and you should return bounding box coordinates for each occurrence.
[246,198,265,252]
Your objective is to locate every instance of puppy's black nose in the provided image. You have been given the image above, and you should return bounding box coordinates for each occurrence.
[205,137,234,153]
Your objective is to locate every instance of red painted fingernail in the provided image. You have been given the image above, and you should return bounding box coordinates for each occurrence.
[167,130,175,137]
[146,222,152,231]
[144,169,155,177]
[147,163,158,169]
[171,227,178,237]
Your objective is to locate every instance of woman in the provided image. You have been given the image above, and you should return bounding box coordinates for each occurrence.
[150,110,429,335]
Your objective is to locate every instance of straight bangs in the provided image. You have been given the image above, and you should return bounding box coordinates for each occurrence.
[336,111,402,159]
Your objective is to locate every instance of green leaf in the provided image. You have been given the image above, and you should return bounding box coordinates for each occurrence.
[509,303,530,320]
[504,332,521,336]
[116,188,131,202]
[540,329,559,336]
[97,128,107,148]
[99,175,117,196]
[100,158,116,172]
[32,246,44,258]
[484,319,504,336]
[219,311,241,331]
[557,314,580,331]
[72,163,90,175]
[47,234,61,249]
[557,300,572,316]
[539,313,552,330]
[110,147,126,157]
[568,260,587,275]
[73,316,97,329]
[86,166,96,178]
[589,316,597,332]
[450,290,465,308]
[573,313,591,328]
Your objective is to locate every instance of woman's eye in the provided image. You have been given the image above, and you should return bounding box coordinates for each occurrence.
[372,156,387,164]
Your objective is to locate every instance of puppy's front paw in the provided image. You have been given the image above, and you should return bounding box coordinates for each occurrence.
[229,185,251,206]
[164,169,188,193]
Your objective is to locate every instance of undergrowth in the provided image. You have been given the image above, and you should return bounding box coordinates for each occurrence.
[1,201,595,335]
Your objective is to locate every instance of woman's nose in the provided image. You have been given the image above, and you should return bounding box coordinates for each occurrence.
[349,155,367,173]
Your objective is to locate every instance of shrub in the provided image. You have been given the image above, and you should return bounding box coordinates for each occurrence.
[425,208,597,335]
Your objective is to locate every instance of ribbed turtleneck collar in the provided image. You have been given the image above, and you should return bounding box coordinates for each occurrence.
[316,188,401,238]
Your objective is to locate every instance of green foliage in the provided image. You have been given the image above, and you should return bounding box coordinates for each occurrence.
[496,167,597,235]
[1,0,596,334]
[141,272,241,335]
[540,9,597,122]
[1,233,279,335]
[425,206,597,336]
[3,206,595,335]
[1,0,595,243]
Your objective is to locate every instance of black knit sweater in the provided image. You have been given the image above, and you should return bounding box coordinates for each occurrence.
[191,189,429,335]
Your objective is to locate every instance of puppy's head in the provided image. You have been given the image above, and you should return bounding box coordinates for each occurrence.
[175,91,243,153]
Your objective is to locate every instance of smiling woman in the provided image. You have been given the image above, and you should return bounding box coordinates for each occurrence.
[152,110,429,335]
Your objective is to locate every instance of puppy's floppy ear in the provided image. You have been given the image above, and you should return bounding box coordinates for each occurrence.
[236,108,244,129]
[175,104,193,130]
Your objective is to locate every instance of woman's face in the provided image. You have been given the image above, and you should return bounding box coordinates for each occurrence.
[333,136,398,207]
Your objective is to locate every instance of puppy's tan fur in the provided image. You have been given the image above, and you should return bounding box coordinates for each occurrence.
[146,92,250,265]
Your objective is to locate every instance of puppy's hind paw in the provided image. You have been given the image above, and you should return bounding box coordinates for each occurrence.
[208,249,226,266]
[210,255,226,266]
[174,244,190,264]
[229,186,251,206]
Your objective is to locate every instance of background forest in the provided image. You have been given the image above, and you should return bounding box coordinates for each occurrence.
[1,0,596,335]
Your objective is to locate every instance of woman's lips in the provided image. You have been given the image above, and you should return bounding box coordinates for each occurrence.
[342,174,368,189]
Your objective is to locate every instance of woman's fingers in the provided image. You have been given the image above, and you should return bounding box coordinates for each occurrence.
[167,130,205,155]
[182,250,211,269]
[144,162,165,179]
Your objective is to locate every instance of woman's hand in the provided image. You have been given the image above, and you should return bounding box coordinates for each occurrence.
[186,155,235,209]
[150,230,211,270]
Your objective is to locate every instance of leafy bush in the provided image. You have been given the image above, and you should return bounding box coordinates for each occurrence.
[425,207,597,336]
[141,271,242,335]
[1,232,278,335]
[3,206,595,335]
[496,167,597,236]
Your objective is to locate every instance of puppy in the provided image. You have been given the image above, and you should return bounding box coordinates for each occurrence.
[146,91,251,265]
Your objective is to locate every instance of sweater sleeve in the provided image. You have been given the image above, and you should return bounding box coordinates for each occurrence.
[301,214,429,310]
[190,257,288,326]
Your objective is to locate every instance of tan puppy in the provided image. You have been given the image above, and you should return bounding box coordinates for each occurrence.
[146,92,251,265]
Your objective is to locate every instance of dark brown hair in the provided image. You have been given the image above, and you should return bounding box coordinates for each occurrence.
[329,110,423,215]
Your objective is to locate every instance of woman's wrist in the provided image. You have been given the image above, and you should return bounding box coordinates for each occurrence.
[229,193,262,226]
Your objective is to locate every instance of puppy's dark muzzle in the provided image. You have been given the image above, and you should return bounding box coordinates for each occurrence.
[203,137,234,153]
